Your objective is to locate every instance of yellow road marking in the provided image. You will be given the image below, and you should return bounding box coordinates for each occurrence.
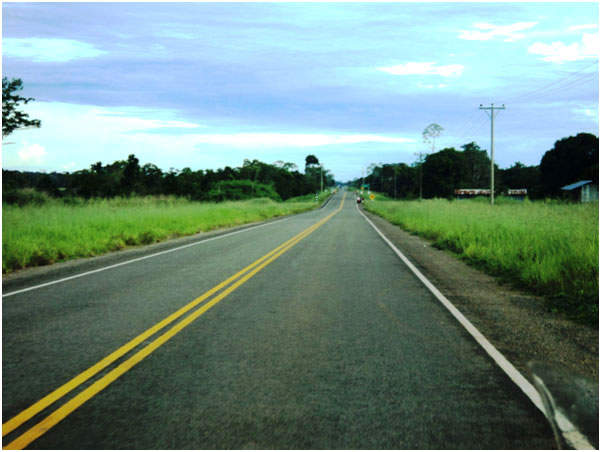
[3,193,345,450]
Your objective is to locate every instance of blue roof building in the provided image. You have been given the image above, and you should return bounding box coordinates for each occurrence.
[561,180,598,202]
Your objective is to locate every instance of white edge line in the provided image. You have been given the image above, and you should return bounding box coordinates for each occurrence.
[3,216,292,298]
[356,204,595,450]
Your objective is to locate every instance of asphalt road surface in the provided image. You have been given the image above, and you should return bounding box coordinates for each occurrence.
[2,190,556,449]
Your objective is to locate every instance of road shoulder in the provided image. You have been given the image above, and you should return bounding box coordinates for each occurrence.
[361,207,598,382]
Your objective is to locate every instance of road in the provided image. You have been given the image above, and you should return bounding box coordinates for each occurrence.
[2,190,555,449]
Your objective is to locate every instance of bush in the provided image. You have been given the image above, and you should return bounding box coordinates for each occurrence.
[205,180,282,202]
[2,188,50,206]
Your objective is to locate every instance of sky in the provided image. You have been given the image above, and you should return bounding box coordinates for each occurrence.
[2,2,599,182]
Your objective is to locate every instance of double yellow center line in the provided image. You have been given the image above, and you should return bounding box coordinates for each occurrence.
[3,193,345,450]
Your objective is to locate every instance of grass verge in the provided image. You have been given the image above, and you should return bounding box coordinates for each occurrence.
[364,196,599,326]
[2,193,332,274]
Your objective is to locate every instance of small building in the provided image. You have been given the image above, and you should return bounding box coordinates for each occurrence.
[506,189,528,201]
[454,188,490,199]
[561,180,599,202]
[455,188,528,201]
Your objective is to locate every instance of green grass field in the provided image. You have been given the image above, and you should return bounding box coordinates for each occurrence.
[363,196,599,324]
[2,192,332,273]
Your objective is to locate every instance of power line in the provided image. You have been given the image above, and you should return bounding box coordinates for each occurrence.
[437,108,480,149]
[418,60,597,172]
[449,114,489,150]
[504,60,598,104]
[508,72,598,104]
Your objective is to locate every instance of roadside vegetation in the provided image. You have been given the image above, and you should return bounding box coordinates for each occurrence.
[3,154,336,203]
[363,196,599,325]
[350,133,597,201]
[2,191,332,273]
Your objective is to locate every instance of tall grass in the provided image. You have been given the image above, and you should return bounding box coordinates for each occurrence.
[2,194,330,273]
[364,197,599,324]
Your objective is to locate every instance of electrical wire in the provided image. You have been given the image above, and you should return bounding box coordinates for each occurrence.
[437,108,480,150]
[425,60,598,155]
[508,72,598,104]
[503,60,598,104]
[449,114,489,150]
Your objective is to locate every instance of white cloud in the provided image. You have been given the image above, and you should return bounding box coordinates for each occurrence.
[336,134,414,144]
[377,62,464,77]
[459,22,538,42]
[573,107,599,123]
[3,38,106,62]
[122,118,204,131]
[85,107,205,132]
[5,102,416,175]
[69,106,413,147]
[17,143,47,164]
[568,24,598,31]
[188,132,414,147]
[417,83,447,89]
[528,33,599,63]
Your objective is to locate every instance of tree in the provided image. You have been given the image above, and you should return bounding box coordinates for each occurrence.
[422,123,444,153]
[141,163,164,195]
[422,147,466,198]
[121,154,141,195]
[539,133,599,197]
[460,142,491,188]
[304,155,322,191]
[2,77,41,138]
[305,154,319,168]
[283,162,298,172]
[499,162,542,198]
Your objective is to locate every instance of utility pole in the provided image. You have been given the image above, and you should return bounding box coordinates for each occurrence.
[320,164,323,193]
[479,103,505,205]
[414,152,426,200]
[361,166,365,190]
[393,165,397,200]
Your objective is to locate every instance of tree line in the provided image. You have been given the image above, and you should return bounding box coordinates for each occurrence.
[3,154,336,204]
[351,133,598,200]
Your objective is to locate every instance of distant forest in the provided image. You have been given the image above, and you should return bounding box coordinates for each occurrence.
[350,133,598,200]
[3,155,336,204]
[2,133,598,204]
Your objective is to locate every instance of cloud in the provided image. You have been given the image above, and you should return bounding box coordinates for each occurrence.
[568,24,598,31]
[417,83,447,89]
[2,38,106,62]
[8,102,416,177]
[377,62,464,77]
[189,132,414,147]
[86,108,205,132]
[17,144,47,163]
[528,33,599,63]
[459,22,538,42]
[573,107,599,123]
